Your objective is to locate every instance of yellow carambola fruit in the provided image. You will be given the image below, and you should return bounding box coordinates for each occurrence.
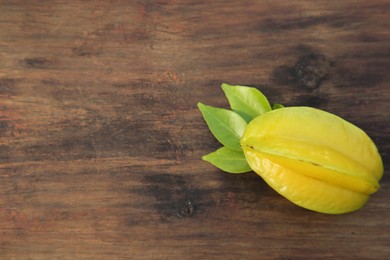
[241,107,383,214]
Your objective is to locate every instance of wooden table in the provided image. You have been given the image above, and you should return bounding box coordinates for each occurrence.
[1,1,389,259]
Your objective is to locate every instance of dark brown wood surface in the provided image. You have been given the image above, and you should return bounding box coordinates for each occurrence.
[1,0,389,259]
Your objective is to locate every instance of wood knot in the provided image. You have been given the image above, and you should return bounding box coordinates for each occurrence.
[272,46,331,90]
[177,200,194,218]
[294,53,330,90]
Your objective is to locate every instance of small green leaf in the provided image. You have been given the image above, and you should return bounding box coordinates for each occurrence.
[221,83,272,123]
[198,102,247,151]
[272,103,284,109]
[202,147,252,173]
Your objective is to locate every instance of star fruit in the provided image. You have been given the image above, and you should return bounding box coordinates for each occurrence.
[198,84,383,214]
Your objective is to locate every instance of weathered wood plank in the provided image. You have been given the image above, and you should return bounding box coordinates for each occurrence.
[1,0,389,259]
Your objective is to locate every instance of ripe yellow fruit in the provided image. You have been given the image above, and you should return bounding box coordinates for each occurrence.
[241,107,383,214]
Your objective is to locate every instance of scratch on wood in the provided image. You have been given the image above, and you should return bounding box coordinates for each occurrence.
[23,57,54,69]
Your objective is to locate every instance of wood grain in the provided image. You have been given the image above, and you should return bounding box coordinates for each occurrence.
[1,0,389,259]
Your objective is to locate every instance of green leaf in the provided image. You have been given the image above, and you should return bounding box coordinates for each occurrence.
[272,103,284,109]
[221,83,272,123]
[202,147,252,173]
[198,102,247,151]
